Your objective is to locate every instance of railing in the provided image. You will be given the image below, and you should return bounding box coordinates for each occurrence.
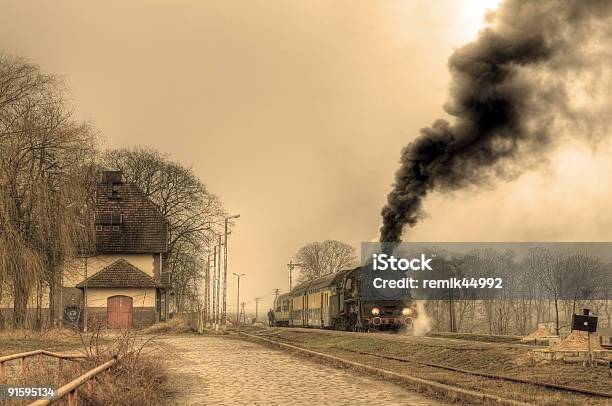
[28,357,117,406]
[0,350,86,383]
[0,349,117,405]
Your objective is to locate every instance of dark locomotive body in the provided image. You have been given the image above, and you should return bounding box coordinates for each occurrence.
[273,267,416,332]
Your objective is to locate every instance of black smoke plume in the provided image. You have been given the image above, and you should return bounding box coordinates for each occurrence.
[380,0,612,243]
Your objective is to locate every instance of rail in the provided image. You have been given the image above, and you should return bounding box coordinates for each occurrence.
[28,357,117,406]
[0,350,86,383]
[336,346,612,398]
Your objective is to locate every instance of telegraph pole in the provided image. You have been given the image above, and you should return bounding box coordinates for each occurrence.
[204,254,211,327]
[212,246,217,328]
[240,302,246,324]
[83,257,88,333]
[273,289,280,300]
[215,234,222,332]
[254,298,260,322]
[233,273,245,325]
[222,214,240,326]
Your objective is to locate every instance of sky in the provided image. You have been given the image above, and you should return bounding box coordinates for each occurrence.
[2,0,611,313]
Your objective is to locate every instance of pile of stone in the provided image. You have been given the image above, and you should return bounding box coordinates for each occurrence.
[550,330,603,351]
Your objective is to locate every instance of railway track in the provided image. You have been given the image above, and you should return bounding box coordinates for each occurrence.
[332,346,612,399]
[239,330,611,405]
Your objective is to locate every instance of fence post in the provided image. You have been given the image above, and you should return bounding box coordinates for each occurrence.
[68,388,78,406]
[58,358,64,375]
[20,357,27,377]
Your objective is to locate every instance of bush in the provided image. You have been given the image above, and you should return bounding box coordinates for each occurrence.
[75,327,171,405]
[141,318,192,335]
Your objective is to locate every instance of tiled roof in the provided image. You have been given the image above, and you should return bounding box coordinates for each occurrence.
[76,259,161,288]
[94,173,168,254]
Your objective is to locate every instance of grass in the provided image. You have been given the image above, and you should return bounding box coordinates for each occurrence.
[0,329,82,354]
[426,331,524,344]
[0,327,173,406]
[141,318,192,335]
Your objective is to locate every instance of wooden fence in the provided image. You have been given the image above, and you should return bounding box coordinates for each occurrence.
[0,350,86,383]
[28,358,117,406]
[0,349,117,406]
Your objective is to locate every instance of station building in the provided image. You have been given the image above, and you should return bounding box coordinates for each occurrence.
[62,171,170,329]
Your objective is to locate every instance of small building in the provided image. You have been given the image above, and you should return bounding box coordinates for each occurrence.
[63,171,169,329]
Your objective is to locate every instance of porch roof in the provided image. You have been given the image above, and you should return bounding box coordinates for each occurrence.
[76,259,161,289]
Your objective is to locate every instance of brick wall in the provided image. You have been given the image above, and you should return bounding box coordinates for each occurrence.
[86,307,156,329]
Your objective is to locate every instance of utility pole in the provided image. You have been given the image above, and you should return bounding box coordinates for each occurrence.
[222,214,240,326]
[204,254,211,327]
[83,257,88,333]
[233,273,245,325]
[75,220,94,333]
[273,289,280,300]
[215,234,222,332]
[240,302,246,324]
[448,288,455,333]
[254,298,260,322]
[286,261,303,291]
[212,246,217,328]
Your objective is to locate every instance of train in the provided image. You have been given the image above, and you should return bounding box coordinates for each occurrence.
[272,266,417,332]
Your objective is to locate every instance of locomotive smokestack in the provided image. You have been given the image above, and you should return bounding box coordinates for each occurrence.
[380,0,612,243]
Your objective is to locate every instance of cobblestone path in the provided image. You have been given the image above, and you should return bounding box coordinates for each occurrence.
[161,335,449,405]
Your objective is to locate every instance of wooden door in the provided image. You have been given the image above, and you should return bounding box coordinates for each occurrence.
[107,296,133,329]
[320,292,324,327]
[302,294,307,327]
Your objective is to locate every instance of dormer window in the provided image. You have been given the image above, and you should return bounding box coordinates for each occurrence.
[95,212,123,231]
[109,183,120,199]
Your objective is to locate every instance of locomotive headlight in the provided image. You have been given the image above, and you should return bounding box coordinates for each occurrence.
[371,307,380,316]
[402,307,413,316]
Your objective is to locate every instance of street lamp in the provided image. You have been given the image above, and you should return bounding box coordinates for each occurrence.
[233,272,245,326]
[222,214,240,326]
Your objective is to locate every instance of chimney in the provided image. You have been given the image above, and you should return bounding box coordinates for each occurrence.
[101,171,123,184]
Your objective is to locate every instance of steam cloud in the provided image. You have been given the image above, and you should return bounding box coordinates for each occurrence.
[380,0,612,242]
[410,301,431,337]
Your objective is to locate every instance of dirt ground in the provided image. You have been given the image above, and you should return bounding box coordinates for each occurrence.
[244,327,611,406]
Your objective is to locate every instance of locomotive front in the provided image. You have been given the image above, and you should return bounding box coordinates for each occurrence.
[362,300,417,331]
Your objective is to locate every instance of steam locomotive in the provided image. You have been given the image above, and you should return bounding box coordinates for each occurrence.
[272,266,416,331]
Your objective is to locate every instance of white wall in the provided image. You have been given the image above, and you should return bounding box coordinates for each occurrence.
[86,288,157,308]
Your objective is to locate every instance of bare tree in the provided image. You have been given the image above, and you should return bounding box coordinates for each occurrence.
[527,247,568,335]
[558,253,601,324]
[0,52,97,328]
[294,240,356,282]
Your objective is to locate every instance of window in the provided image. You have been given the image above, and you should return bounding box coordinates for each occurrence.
[103,225,111,231]
[109,183,120,199]
[96,225,102,231]
[112,225,120,231]
[112,213,123,224]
